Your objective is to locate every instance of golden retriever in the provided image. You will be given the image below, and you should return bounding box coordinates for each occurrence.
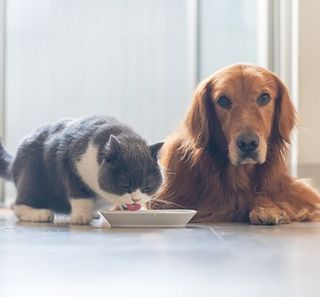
[155,64,320,224]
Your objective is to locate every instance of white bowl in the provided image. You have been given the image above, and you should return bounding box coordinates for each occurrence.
[100,209,197,228]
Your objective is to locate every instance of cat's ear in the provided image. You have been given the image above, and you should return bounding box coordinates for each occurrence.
[105,135,121,162]
[149,141,164,159]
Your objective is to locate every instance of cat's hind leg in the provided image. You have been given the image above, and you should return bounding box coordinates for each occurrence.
[13,205,54,222]
[13,165,57,223]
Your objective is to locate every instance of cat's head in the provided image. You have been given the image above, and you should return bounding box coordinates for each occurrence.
[98,135,164,209]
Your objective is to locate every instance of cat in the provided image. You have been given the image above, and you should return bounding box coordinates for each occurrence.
[0,116,164,224]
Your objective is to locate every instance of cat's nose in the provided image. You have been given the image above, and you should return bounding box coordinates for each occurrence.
[131,197,141,203]
[131,191,141,203]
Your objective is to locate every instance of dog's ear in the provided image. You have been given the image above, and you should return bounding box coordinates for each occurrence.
[273,75,296,144]
[185,79,213,147]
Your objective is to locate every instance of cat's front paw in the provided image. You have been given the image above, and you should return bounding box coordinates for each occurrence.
[249,207,289,225]
[69,212,93,225]
[69,199,94,225]
[13,205,54,222]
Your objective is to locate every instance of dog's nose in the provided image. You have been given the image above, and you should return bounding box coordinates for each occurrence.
[236,132,259,153]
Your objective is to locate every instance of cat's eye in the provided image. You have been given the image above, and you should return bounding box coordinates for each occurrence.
[217,96,232,110]
[105,155,116,163]
[257,93,271,106]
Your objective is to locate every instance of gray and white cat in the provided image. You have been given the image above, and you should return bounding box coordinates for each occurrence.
[0,116,164,224]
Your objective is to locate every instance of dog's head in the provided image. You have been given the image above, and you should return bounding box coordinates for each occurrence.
[185,64,296,166]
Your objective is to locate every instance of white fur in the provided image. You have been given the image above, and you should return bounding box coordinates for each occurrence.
[69,199,94,225]
[118,189,150,205]
[75,143,151,206]
[13,205,54,222]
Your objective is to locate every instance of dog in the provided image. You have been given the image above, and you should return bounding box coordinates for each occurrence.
[155,64,320,224]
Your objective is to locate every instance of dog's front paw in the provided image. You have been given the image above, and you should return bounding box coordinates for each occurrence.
[249,207,289,225]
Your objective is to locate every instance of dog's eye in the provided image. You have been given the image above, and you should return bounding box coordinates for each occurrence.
[217,96,232,109]
[257,93,271,106]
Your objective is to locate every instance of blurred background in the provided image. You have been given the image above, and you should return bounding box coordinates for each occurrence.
[0,0,319,203]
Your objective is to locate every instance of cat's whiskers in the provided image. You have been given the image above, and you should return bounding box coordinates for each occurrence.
[150,200,170,210]
[156,199,185,209]
[150,198,185,209]
[152,190,176,200]
[159,164,176,175]
[150,201,176,210]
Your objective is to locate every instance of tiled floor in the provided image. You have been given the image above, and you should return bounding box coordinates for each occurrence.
[1,209,320,297]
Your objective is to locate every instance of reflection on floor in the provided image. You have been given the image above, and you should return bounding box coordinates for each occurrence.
[1,209,320,297]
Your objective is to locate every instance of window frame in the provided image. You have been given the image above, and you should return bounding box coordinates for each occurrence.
[0,0,5,204]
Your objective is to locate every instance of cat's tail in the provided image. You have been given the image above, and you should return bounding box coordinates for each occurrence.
[0,139,13,181]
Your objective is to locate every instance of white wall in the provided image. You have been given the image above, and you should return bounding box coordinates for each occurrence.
[5,0,258,153]
[3,0,258,202]
[199,0,257,80]
[5,0,195,150]
[297,0,320,167]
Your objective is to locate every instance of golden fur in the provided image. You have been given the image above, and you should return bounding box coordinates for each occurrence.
[155,64,320,224]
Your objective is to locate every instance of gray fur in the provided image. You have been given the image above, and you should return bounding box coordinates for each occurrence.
[0,116,164,213]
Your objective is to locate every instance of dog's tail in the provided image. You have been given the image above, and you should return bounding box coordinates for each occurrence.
[0,139,13,181]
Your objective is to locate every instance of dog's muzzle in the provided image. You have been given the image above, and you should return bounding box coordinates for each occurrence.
[236,132,260,164]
